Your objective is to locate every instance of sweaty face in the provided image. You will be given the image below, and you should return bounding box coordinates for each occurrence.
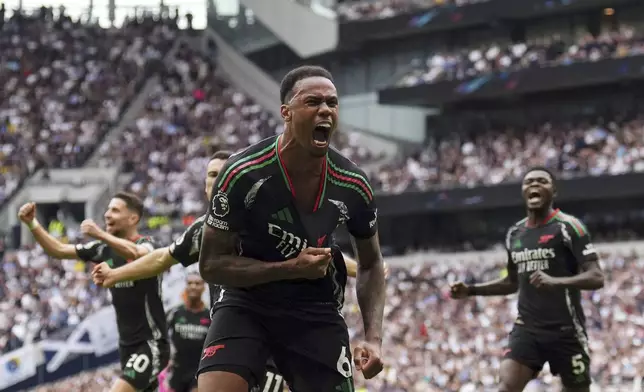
[521,170,555,210]
[103,198,137,236]
[205,158,226,201]
[185,274,205,300]
[282,76,339,157]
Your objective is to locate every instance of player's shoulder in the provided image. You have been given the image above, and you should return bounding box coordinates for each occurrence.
[326,147,374,204]
[552,210,590,237]
[217,136,278,194]
[506,217,527,234]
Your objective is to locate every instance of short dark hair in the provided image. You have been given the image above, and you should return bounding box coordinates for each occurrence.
[210,150,232,161]
[280,65,334,104]
[523,166,557,183]
[113,191,144,218]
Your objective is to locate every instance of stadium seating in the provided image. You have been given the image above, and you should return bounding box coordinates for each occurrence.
[10,245,642,391]
[335,0,490,22]
[0,11,176,206]
[395,26,640,87]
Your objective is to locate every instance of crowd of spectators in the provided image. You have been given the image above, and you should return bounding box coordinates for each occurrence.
[15,244,643,391]
[374,114,644,194]
[93,44,379,219]
[397,26,642,87]
[0,9,176,206]
[334,0,489,22]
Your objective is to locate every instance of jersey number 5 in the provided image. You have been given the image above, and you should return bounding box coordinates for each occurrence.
[571,353,585,375]
[126,353,150,373]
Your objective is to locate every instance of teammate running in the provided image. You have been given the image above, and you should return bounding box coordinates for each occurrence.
[164,273,210,392]
[17,193,169,392]
[197,65,386,392]
[449,167,604,392]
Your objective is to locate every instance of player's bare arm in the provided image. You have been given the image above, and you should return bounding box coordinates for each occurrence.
[93,247,176,288]
[18,202,78,259]
[451,263,518,298]
[81,219,151,260]
[351,233,386,379]
[199,226,332,287]
[343,254,389,279]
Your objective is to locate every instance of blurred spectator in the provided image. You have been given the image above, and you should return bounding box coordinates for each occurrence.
[20,246,644,391]
[335,0,490,21]
[374,115,644,194]
[397,26,642,87]
[0,10,176,205]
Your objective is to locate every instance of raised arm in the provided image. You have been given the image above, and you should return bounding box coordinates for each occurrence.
[18,203,78,259]
[95,247,176,288]
[81,219,153,260]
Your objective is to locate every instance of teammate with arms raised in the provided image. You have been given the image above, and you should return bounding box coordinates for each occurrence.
[450,167,604,392]
[197,65,386,392]
[18,193,169,392]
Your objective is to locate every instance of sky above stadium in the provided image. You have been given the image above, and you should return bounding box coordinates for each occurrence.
[2,0,241,29]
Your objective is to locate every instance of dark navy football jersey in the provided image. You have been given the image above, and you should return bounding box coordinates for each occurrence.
[168,215,222,315]
[166,304,210,374]
[75,236,167,345]
[505,209,598,334]
[205,135,378,315]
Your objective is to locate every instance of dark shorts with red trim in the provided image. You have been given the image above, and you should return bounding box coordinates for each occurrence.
[197,304,354,392]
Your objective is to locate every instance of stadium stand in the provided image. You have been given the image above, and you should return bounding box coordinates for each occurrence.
[0,9,176,206]
[335,0,490,21]
[395,26,641,87]
[5,0,644,391]
[5,245,643,391]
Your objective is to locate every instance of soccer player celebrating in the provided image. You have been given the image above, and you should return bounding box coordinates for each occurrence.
[164,273,210,392]
[92,150,386,391]
[197,65,386,392]
[450,167,604,392]
[18,193,169,392]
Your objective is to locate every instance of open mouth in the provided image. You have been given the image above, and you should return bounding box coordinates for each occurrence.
[527,190,542,203]
[313,123,331,146]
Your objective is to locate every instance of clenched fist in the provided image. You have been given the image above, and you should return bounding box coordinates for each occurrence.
[354,341,384,379]
[290,247,333,280]
[81,219,103,239]
[92,262,116,288]
[449,281,470,299]
[18,202,37,224]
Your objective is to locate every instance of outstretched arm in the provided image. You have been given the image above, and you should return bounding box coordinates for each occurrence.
[109,247,176,282]
[469,269,519,296]
[352,234,386,344]
[27,219,78,259]
[82,220,152,260]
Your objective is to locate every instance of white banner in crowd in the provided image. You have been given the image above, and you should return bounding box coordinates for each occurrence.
[0,345,43,389]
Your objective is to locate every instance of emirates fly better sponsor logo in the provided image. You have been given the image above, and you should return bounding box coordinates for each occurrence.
[511,248,556,273]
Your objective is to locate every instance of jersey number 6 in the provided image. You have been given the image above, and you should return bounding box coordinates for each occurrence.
[336,346,353,378]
